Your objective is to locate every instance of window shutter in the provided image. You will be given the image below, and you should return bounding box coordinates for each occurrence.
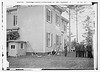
[21,43,23,49]
[46,9,48,22]
[16,16,17,25]
[51,11,52,23]
[13,15,15,26]
[51,34,53,47]
[56,35,58,45]
[56,14,57,25]
[46,32,48,47]
[59,36,61,45]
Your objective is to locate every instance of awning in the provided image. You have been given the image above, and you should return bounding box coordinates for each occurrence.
[7,27,20,33]
[7,40,27,43]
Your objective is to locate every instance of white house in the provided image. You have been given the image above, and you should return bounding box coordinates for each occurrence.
[7,5,69,56]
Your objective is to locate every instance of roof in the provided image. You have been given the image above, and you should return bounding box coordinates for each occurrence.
[51,5,65,13]
[7,6,18,13]
[7,5,65,13]
[61,16,69,23]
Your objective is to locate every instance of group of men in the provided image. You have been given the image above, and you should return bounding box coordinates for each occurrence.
[75,43,93,58]
[50,42,93,58]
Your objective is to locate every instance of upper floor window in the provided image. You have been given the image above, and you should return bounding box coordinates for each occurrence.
[46,9,52,23]
[13,15,17,26]
[64,23,67,31]
[56,14,60,26]
[64,39,67,46]
[62,20,67,31]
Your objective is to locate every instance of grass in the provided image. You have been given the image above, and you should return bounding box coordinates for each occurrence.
[7,53,94,69]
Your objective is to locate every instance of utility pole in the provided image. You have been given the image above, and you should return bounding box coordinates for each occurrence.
[69,8,71,52]
[76,5,78,43]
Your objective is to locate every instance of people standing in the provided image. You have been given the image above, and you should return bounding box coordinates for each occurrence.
[78,44,81,57]
[57,43,62,55]
[64,44,67,57]
[87,44,93,58]
[80,43,85,57]
[84,45,87,57]
[75,43,79,57]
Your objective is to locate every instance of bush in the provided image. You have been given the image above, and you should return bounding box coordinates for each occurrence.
[7,31,20,40]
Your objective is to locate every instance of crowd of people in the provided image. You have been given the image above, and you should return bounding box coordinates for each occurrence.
[51,42,93,58]
[75,43,93,58]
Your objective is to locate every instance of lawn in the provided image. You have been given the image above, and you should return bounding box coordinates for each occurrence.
[7,54,94,70]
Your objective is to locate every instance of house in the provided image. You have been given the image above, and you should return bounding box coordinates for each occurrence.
[7,5,69,56]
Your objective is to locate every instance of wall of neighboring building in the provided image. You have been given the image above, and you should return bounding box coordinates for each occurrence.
[17,6,45,52]
[44,5,65,52]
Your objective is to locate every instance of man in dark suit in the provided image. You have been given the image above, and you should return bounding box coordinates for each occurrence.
[80,43,85,57]
[64,44,67,57]
[75,43,80,57]
[87,44,93,58]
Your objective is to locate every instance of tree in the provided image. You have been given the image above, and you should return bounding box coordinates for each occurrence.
[61,5,94,50]
[7,31,20,41]
[82,16,94,45]
[71,40,77,48]
[62,5,90,42]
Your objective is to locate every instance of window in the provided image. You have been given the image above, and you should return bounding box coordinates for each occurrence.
[56,14,60,26]
[62,20,67,31]
[64,39,67,46]
[64,23,67,31]
[46,33,53,47]
[13,15,17,26]
[93,21,95,28]
[21,43,24,49]
[11,45,15,49]
[46,9,52,23]
[56,35,61,45]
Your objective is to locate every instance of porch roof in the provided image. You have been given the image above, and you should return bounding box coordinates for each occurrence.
[7,40,27,43]
[7,27,20,31]
[7,27,20,34]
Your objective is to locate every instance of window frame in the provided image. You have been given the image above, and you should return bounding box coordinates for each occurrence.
[62,19,67,32]
[11,45,15,49]
[13,15,17,26]
[46,32,53,47]
[46,8,52,23]
[21,43,24,49]
[56,35,61,45]
[64,22,67,31]
[56,14,60,26]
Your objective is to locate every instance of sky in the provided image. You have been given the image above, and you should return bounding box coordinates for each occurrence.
[61,5,95,43]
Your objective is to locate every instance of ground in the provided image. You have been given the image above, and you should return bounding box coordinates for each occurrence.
[7,52,94,70]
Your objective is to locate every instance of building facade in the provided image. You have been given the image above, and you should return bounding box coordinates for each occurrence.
[7,5,69,54]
